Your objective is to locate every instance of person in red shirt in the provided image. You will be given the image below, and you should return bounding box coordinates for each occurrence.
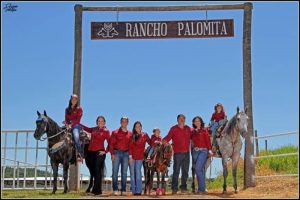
[191,116,213,194]
[63,94,83,160]
[209,103,227,154]
[129,121,150,195]
[147,128,162,161]
[163,114,192,194]
[109,117,132,196]
[81,116,110,195]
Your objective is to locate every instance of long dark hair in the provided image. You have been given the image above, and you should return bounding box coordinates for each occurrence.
[66,96,78,115]
[192,116,205,129]
[132,121,142,142]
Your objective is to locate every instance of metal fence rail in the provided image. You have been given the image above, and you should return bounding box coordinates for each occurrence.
[253,130,299,179]
[1,130,91,191]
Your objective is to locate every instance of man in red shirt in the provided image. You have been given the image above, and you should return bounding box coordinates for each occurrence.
[109,117,132,196]
[163,114,192,194]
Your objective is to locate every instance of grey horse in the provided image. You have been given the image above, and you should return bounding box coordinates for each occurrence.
[218,106,248,194]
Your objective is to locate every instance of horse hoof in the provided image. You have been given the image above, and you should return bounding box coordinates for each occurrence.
[234,190,238,194]
[52,191,56,195]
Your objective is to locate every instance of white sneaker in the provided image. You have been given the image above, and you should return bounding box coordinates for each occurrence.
[121,191,128,196]
[112,191,119,196]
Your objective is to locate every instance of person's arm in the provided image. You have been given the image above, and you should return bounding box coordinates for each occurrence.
[205,130,212,150]
[104,131,111,154]
[80,124,93,133]
[71,107,83,127]
[146,134,151,145]
[163,128,174,143]
[109,131,116,156]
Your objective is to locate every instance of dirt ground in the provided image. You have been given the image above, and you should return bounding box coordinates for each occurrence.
[79,176,298,199]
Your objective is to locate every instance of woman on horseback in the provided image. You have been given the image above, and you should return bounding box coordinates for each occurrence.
[129,121,150,195]
[64,94,84,161]
[209,103,227,155]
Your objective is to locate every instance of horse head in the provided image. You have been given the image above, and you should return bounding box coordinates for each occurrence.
[156,142,173,172]
[34,110,50,140]
[236,106,249,138]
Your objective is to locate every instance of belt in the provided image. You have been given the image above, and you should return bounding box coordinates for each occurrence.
[114,148,128,152]
[193,147,207,151]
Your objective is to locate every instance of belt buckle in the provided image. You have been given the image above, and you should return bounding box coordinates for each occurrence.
[194,147,200,151]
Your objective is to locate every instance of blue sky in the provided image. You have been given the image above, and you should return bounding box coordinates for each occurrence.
[2,1,299,179]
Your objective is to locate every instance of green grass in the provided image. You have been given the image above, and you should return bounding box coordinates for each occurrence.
[2,189,86,199]
[203,145,298,190]
[258,145,298,174]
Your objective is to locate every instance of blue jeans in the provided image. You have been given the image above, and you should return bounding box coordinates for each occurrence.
[72,124,83,157]
[172,152,190,191]
[192,149,208,192]
[129,159,143,194]
[112,150,129,192]
[148,147,154,157]
[210,119,227,146]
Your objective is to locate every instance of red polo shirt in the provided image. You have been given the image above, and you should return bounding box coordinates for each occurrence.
[163,125,192,153]
[129,133,150,160]
[211,111,226,122]
[109,128,132,155]
[81,125,110,152]
[65,106,83,127]
[150,135,162,147]
[191,128,212,150]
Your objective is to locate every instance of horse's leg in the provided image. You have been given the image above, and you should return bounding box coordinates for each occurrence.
[191,164,196,193]
[63,161,69,193]
[162,172,166,195]
[157,171,160,190]
[150,170,154,194]
[51,160,58,194]
[232,152,241,193]
[222,157,228,194]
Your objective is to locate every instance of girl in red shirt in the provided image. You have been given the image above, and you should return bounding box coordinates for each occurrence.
[129,121,150,195]
[209,103,227,153]
[64,94,83,160]
[147,128,162,161]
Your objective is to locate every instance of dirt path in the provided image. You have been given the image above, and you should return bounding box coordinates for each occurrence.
[79,176,298,199]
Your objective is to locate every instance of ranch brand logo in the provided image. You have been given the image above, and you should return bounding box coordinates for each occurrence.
[91,19,234,40]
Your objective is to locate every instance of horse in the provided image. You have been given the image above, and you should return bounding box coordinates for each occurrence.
[218,106,248,194]
[33,110,88,194]
[143,142,173,195]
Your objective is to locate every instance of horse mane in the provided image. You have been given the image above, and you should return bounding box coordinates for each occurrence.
[222,114,238,136]
[45,116,62,134]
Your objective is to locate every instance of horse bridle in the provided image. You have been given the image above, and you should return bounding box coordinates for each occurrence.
[36,118,67,141]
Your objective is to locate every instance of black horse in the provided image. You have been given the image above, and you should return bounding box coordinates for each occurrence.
[143,142,173,195]
[33,110,86,194]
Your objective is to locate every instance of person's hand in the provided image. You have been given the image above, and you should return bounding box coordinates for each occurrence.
[162,140,167,145]
[129,157,133,164]
[99,151,105,156]
[111,154,115,161]
[208,150,214,157]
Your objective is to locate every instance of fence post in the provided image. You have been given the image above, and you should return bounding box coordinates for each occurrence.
[69,3,83,192]
[265,140,268,152]
[255,130,259,156]
[243,2,255,188]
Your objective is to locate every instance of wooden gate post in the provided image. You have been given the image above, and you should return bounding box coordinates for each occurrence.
[69,4,83,191]
[243,2,255,188]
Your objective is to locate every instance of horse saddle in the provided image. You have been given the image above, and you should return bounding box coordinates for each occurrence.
[216,123,227,138]
[49,141,66,154]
